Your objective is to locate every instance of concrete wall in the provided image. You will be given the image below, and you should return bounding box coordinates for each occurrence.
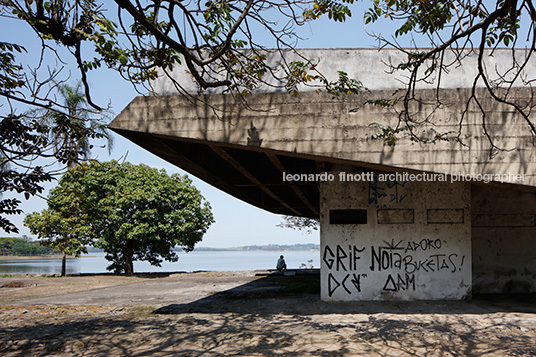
[472,185,536,293]
[320,166,472,301]
[151,48,536,94]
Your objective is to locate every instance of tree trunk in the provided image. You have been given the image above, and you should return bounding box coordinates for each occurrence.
[61,253,66,277]
[124,241,134,276]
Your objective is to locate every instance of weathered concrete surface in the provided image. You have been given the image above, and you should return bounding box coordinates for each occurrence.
[472,185,536,294]
[151,48,536,94]
[111,87,536,187]
[319,166,471,301]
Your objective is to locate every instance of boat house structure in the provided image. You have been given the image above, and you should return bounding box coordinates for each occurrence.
[110,49,536,301]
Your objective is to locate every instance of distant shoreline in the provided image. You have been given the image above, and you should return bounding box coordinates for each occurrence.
[194,243,320,252]
[192,249,320,252]
[0,255,95,260]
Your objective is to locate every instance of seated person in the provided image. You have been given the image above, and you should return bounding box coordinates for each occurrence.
[276,255,287,271]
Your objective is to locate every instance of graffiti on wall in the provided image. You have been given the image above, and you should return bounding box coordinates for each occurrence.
[369,178,408,209]
[323,239,466,297]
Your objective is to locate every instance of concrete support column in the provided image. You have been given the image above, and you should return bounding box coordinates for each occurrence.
[472,185,536,293]
[319,167,472,301]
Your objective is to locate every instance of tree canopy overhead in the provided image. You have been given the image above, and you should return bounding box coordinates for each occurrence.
[3,0,535,144]
[0,81,111,233]
[363,0,536,147]
[3,0,536,104]
[2,0,359,109]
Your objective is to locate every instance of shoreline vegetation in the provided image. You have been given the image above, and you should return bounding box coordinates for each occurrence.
[0,255,89,260]
[0,237,58,257]
[0,241,320,259]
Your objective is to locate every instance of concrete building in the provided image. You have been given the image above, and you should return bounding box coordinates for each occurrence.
[110,49,536,300]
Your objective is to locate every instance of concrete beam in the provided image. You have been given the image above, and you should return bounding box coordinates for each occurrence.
[208,144,302,216]
[266,153,319,216]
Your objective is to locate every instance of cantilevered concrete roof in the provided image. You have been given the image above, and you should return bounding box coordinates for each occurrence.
[110,84,536,219]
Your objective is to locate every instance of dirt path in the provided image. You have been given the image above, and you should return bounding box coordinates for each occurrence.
[1,272,536,356]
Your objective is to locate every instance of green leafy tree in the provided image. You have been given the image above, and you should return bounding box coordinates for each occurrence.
[0,237,17,255]
[11,238,55,255]
[26,161,214,275]
[1,116,55,233]
[0,237,56,255]
[43,82,114,168]
[24,209,92,275]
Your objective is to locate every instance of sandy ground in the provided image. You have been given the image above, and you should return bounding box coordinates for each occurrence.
[1,271,536,356]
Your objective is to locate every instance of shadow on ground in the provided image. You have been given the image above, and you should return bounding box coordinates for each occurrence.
[2,310,536,356]
[153,273,536,316]
[2,273,536,356]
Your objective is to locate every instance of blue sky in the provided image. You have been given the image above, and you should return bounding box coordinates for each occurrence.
[1,2,394,247]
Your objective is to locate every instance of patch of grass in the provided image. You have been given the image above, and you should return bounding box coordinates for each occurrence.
[127,305,157,315]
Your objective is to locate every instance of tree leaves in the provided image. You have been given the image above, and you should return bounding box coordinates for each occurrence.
[304,0,355,22]
[277,216,319,234]
[283,61,365,96]
[0,42,26,94]
[367,122,461,146]
[26,161,214,274]
[0,83,110,233]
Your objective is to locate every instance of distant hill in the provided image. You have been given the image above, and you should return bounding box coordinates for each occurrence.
[194,243,320,252]
[86,246,104,253]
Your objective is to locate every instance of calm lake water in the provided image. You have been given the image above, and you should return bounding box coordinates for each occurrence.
[0,250,320,275]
